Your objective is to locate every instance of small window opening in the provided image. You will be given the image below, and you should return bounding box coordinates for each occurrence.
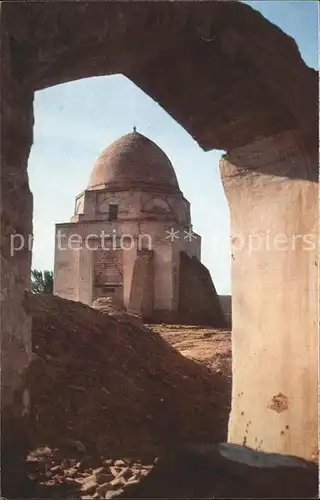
[109,204,118,221]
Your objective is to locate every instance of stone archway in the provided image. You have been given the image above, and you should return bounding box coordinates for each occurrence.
[1,1,318,491]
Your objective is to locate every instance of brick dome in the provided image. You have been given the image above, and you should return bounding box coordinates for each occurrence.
[88,131,180,192]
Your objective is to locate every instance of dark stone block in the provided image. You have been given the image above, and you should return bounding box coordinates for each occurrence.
[119,443,318,499]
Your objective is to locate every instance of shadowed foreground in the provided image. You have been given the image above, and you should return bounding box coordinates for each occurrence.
[117,444,318,499]
[24,293,230,457]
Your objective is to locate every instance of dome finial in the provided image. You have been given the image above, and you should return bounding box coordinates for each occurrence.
[133,125,137,133]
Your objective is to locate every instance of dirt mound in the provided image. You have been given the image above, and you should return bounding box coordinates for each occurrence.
[24,293,230,458]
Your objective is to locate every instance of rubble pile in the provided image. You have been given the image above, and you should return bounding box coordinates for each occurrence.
[26,448,156,499]
[24,293,230,459]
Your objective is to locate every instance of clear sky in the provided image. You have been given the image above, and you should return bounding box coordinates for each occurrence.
[28,1,318,295]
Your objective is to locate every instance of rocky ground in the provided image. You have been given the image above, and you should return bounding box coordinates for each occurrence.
[26,448,157,499]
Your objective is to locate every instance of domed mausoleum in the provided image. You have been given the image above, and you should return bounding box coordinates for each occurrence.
[54,130,226,326]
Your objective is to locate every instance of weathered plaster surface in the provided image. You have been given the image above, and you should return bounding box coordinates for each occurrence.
[220,132,318,460]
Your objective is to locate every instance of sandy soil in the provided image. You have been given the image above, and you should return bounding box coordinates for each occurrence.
[150,324,231,378]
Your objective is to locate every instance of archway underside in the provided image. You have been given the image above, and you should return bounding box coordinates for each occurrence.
[4,1,317,157]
